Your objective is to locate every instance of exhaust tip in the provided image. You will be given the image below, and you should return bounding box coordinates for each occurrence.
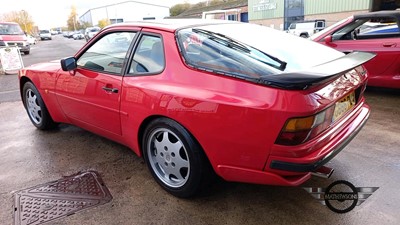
[311,166,334,179]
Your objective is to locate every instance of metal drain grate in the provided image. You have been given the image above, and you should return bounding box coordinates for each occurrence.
[13,171,112,225]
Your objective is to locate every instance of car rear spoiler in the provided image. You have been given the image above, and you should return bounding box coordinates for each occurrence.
[259,52,376,90]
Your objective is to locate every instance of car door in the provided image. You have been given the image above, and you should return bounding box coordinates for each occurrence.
[329,37,400,76]
[327,17,400,77]
[56,31,138,135]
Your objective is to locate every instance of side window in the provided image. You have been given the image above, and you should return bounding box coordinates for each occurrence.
[332,17,400,41]
[316,21,325,29]
[77,31,136,74]
[129,35,165,74]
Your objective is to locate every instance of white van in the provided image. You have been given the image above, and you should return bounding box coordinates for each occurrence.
[287,20,325,38]
[39,29,52,40]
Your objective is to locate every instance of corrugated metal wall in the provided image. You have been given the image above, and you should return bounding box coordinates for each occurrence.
[249,0,371,20]
[249,0,284,20]
[305,0,370,15]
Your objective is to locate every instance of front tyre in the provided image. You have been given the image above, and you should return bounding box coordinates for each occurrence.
[143,118,211,198]
[23,82,57,130]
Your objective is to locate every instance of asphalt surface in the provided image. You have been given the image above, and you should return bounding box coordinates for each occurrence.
[0,35,399,225]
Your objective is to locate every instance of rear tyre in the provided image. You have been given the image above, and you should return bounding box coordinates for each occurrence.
[23,82,58,130]
[24,51,30,55]
[142,118,211,198]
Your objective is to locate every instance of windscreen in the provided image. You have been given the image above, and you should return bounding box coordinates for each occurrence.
[0,23,24,35]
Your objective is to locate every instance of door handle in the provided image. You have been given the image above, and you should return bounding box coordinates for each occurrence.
[383,42,396,47]
[102,86,119,93]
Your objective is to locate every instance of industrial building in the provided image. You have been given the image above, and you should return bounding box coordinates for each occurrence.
[248,0,400,30]
[173,0,249,22]
[79,1,170,26]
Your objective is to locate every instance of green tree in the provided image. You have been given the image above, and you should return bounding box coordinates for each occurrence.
[0,10,34,34]
[170,3,191,16]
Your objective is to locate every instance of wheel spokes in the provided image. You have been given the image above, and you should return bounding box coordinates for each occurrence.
[149,129,190,188]
[26,89,42,124]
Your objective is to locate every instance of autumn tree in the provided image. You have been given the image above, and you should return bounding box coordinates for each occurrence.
[0,10,34,34]
[67,5,79,31]
[98,19,110,28]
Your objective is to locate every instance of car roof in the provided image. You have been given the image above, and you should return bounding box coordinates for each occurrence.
[354,10,400,20]
[106,19,237,32]
[0,21,19,25]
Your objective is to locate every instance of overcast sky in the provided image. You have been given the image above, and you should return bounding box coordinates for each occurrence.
[0,0,203,28]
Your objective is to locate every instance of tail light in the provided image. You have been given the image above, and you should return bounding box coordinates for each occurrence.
[275,106,335,146]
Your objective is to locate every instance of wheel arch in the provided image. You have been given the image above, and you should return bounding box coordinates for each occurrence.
[137,115,214,170]
[300,32,309,37]
[19,76,33,105]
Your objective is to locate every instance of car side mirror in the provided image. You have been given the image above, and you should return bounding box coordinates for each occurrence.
[61,57,77,71]
[324,35,333,44]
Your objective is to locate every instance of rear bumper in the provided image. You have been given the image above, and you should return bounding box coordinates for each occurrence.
[217,102,370,186]
[270,107,369,172]
[265,102,370,178]
[20,45,30,52]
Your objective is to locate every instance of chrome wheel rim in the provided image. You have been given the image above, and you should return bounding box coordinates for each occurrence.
[26,89,42,124]
[147,128,190,188]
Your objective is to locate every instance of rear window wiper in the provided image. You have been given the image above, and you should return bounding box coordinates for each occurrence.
[192,28,287,71]
[192,28,250,53]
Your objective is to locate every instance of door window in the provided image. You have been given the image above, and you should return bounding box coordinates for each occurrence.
[129,35,165,74]
[332,17,400,41]
[77,31,137,74]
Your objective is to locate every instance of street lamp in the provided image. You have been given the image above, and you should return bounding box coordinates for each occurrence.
[21,10,27,33]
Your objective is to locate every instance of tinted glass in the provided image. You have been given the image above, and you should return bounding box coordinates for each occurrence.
[177,23,343,74]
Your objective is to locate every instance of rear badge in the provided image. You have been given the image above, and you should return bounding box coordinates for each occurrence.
[13,171,112,225]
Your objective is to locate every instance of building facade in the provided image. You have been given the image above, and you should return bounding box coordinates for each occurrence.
[248,0,400,30]
[79,1,170,26]
[174,0,249,22]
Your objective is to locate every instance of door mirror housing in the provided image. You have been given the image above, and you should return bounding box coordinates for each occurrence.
[61,57,77,71]
[324,35,333,44]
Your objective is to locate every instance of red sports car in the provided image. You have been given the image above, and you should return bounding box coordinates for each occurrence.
[311,10,400,89]
[19,20,374,197]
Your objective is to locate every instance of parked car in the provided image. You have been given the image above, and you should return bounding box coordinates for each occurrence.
[26,34,37,45]
[66,31,75,38]
[19,19,374,197]
[287,19,326,38]
[0,21,30,54]
[39,29,52,40]
[311,10,400,89]
[50,30,58,35]
[84,26,101,42]
[73,31,84,40]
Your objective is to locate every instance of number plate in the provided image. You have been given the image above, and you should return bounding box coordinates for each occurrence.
[333,92,356,122]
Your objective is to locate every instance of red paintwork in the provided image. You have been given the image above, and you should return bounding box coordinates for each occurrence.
[312,17,400,89]
[0,35,26,41]
[19,21,370,187]
[0,22,26,42]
